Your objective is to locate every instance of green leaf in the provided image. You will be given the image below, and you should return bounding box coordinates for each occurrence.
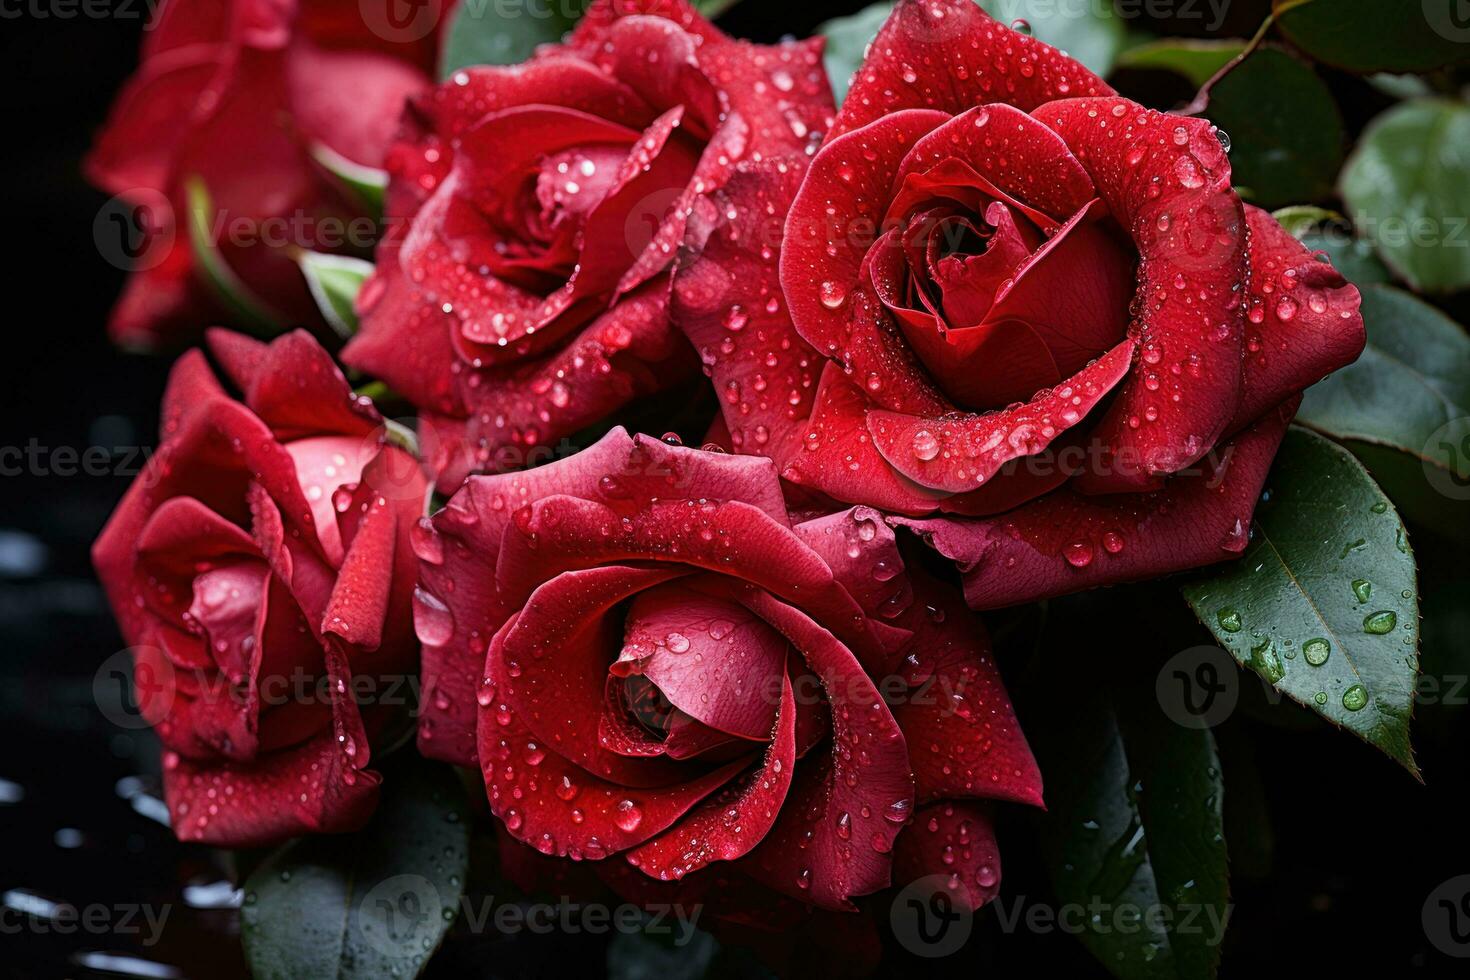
[1277,0,1470,73]
[977,0,1126,77]
[1298,285,1470,481]
[694,0,743,16]
[818,3,893,104]
[1299,231,1391,287]
[241,760,470,980]
[439,0,588,79]
[1123,43,1342,208]
[1115,37,1241,87]
[1036,679,1229,980]
[310,142,387,218]
[298,252,375,340]
[1270,205,1342,238]
[184,176,284,336]
[1182,428,1420,774]
[1270,207,1391,287]
[1340,99,1470,293]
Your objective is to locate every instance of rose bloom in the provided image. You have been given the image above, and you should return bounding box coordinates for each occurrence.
[412,428,1041,917]
[673,0,1365,609]
[92,330,428,845]
[341,0,836,493]
[87,0,441,350]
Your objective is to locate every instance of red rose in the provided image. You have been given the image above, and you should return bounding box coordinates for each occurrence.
[340,0,836,493]
[673,0,1365,608]
[86,0,439,350]
[412,428,1041,912]
[91,330,429,846]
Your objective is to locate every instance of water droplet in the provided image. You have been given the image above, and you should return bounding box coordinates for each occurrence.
[1341,685,1368,711]
[1351,579,1371,604]
[819,281,847,310]
[614,799,643,832]
[912,429,940,461]
[1216,608,1242,633]
[1302,637,1331,666]
[1064,541,1093,568]
[1363,610,1397,634]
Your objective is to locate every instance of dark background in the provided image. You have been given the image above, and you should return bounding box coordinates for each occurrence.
[2,1,1468,977]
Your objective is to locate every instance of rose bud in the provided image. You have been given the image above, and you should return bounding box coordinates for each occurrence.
[92,329,429,845]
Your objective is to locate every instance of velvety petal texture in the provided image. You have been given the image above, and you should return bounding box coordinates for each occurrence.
[85,0,437,350]
[671,3,1364,608]
[343,0,837,495]
[92,330,428,846]
[414,429,1039,914]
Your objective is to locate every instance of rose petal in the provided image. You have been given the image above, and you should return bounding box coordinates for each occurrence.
[1232,205,1365,431]
[896,398,1298,608]
[625,670,798,880]
[868,338,1135,493]
[830,0,1112,140]
[1040,97,1246,491]
[891,801,1002,912]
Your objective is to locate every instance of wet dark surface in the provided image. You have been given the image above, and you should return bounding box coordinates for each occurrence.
[2,2,1469,978]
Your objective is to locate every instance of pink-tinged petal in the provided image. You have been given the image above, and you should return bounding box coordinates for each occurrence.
[888,595,1042,807]
[164,635,378,848]
[489,564,700,787]
[84,45,223,194]
[94,356,321,648]
[342,265,464,417]
[895,104,1096,222]
[574,110,703,299]
[438,284,696,496]
[792,507,914,632]
[413,57,654,144]
[830,0,1113,140]
[672,160,822,459]
[1041,97,1247,491]
[868,339,1136,493]
[614,581,788,740]
[965,200,1135,400]
[453,105,640,228]
[321,482,397,653]
[479,693,749,859]
[781,365,949,515]
[412,430,794,765]
[898,398,1299,609]
[577,17,724,137]
[207,329,381,440]
[693,36,834,155]
[663,712,750,760]
[738,591,913,910]
[892,801,1002,912]
[782,109,950,416]
[1232,205,1365,431]
[626,671,798,880]
[492,494,893,675]
[288,42,429,168]
[571,0,725,47]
